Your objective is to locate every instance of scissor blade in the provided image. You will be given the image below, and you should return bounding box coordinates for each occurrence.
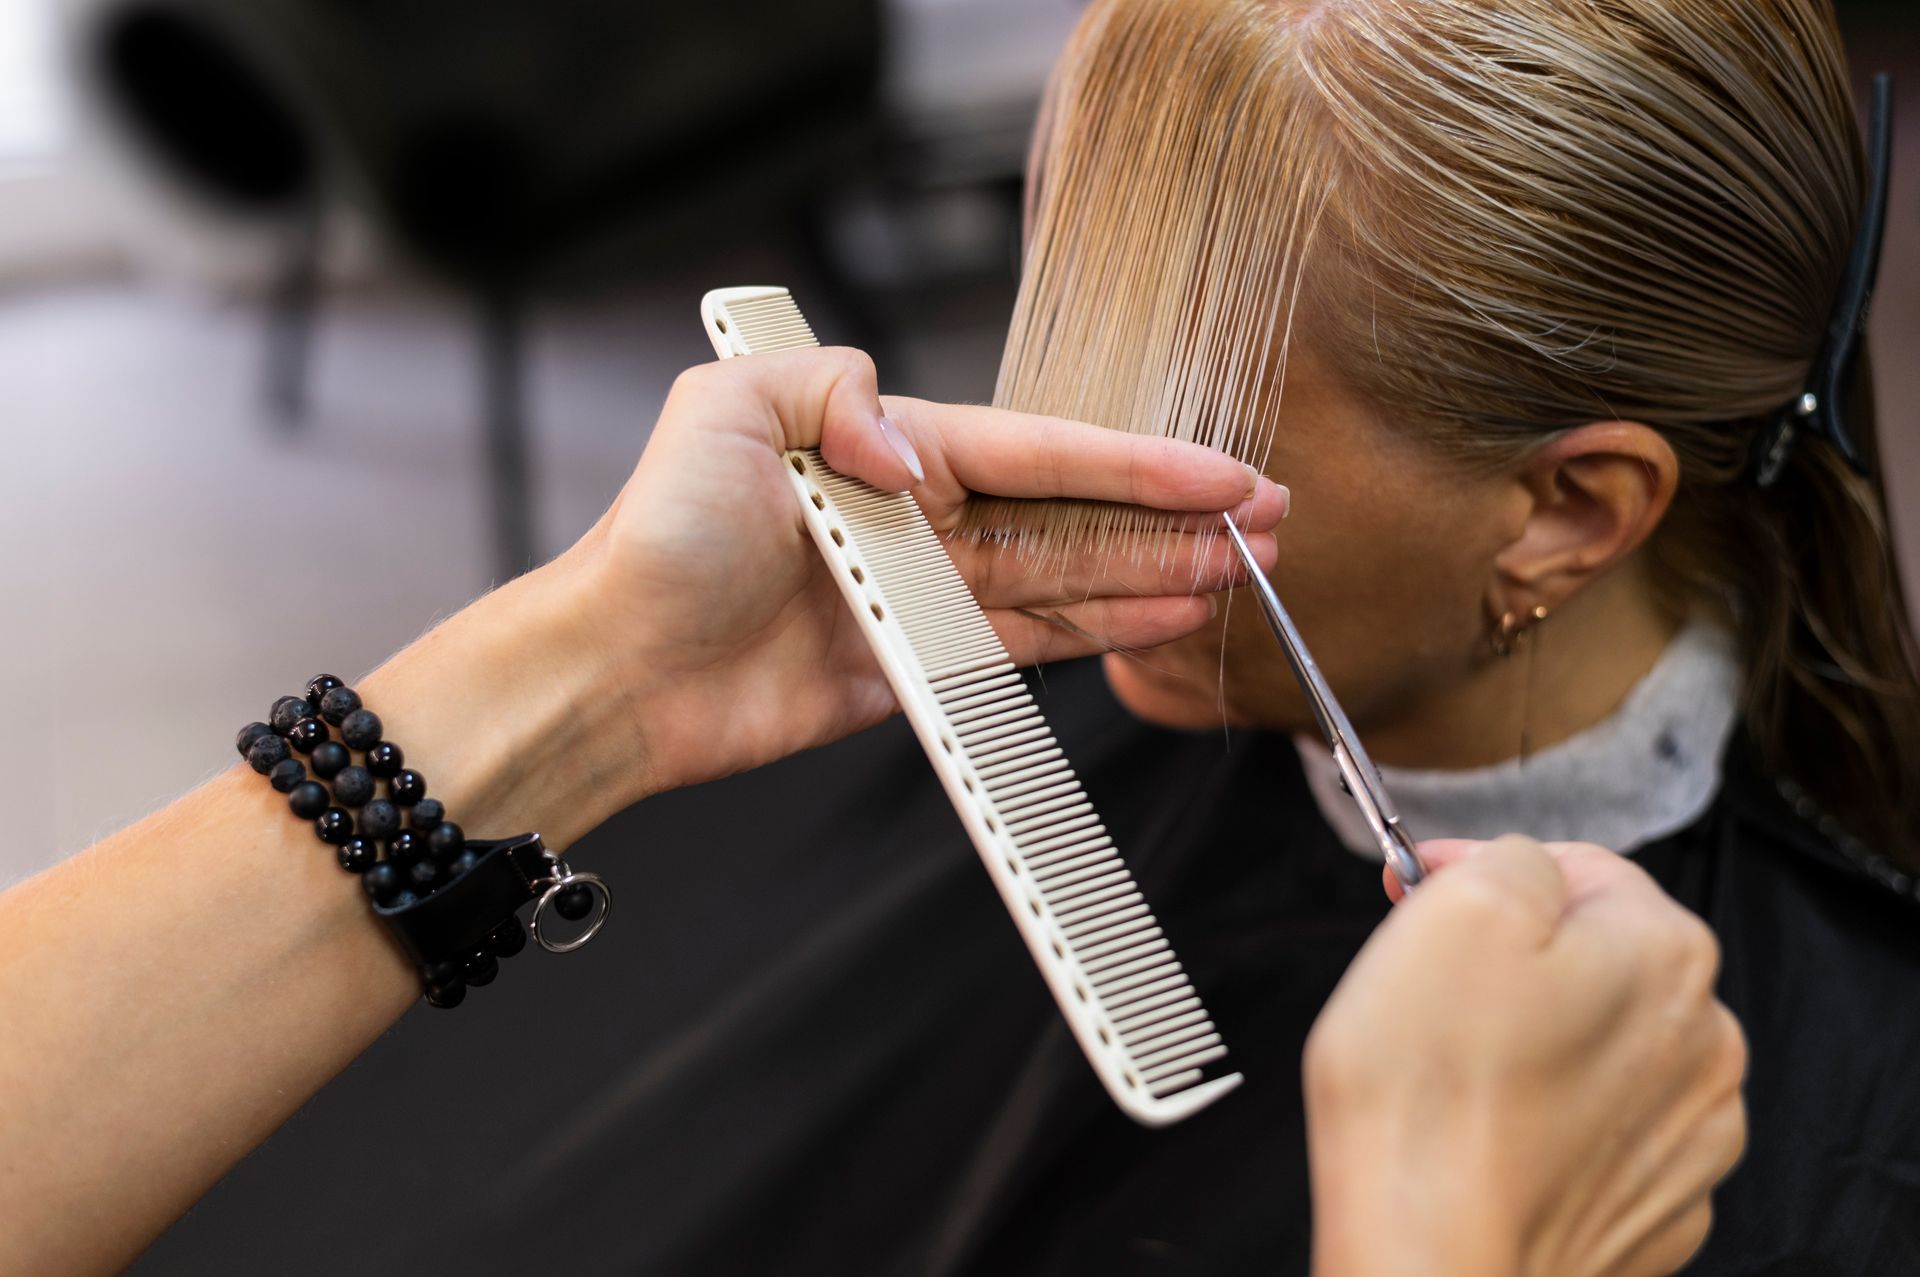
[1220,515,1425,889]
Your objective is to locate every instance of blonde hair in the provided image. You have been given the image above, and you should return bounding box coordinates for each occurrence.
[988,0,1920,862]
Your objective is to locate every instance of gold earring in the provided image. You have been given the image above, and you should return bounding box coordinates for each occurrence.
[1490,604,1549,659]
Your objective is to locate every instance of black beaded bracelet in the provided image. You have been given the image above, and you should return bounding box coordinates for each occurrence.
[238,674,611,1008]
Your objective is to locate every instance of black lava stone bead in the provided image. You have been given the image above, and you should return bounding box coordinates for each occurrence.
[554,883,596,922]
[315,807,354,845]
[450,849,480,878]
[386,831,422,863]
[305,674,345,711]
[287,717,327,754]
[365,742,404,778]
[289,781,330,820]
[409,858,443,891]
[332,766,374,808]
[268,758,307,793]
[409,798,446,832]
[340,708,383,751]
[425,979,466,1009]
[336,838,377,874]
[463,950,499,987]
[269,696,310,735]
[391,889,421,910]
[427,820,464,861]
[362,861,401,904]
[247,733,290,774]
[389,770,426,806]
[487,917,527,959]
[236,722,274,759]
[318,686,361,725]
[309,741,350,780]
[423,958,463,987]
[359,799,400,840]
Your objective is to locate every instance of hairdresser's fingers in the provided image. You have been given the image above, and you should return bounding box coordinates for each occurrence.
[955,529,1279,610]
[1391,835,1568,951]
[883,395,1284,518]
[989,596,1217,668]
[667,347,924,492]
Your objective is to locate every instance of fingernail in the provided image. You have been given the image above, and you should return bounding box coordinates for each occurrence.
[877,416,924,485]
[1241,464,1261,499]
[1206,594,1220,619]
[1274,482,1291,520]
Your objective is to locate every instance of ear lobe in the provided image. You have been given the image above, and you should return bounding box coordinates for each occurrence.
[1490,422,1678,610]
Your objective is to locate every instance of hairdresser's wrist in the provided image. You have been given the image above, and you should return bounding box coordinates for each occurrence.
[356,535,657,851]
[1308,1134,1522,1277]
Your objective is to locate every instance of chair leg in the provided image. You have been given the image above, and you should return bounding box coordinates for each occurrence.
[264,199,323,427]
[480,292,536,582]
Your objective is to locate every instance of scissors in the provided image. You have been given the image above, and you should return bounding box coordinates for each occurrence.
[1221,514,1428,892]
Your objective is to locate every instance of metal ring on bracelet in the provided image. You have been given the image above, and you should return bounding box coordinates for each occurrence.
[530,863,613,953]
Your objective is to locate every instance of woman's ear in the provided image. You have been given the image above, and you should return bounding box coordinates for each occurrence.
[1489,422,1679,615]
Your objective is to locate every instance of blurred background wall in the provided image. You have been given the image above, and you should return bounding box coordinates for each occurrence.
[0,0,1915,891]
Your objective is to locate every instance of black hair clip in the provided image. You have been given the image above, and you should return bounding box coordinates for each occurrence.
[1754,73,1894,487]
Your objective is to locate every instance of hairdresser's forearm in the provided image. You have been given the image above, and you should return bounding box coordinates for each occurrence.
[0,537,654,1277]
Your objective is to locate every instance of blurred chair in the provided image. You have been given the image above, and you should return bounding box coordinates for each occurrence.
[83,0,885,579]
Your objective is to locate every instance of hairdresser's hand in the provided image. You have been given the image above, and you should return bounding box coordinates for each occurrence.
[1306,837,1747,1277]
[574,347,1284,797]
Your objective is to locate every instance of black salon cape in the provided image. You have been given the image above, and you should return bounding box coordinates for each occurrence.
[130,660,1920,1276]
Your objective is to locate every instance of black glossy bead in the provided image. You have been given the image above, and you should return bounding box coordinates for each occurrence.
[247,733,290,774]
[360,798,400,840]
[309,741,349,780]
[318,685,361,725]
[409,798,446,832]
[391,889,421,910]
[333,766,374,808]
[486,917,527,959]
[450,849,480,878]
[424,958,464,987]
[463,949,499,987]
[340,708,383,751]
[409,857,443,891]
[236,721,274,759]
[386,831,422,863]
[554,882,596,922]
[336,838,377,874]
[315,807,354,845]
[389,770,426,806]
[287,717,327,754]
[269,696,310,735]
[365,741,404,778]
[305,674,344,711]
[289,781,330,820]
[427,820,464,861]
[362,861,402,904]
[268,758,307,793]
[425,979,466,1009]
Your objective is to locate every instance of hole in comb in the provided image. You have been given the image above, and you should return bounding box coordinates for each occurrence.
[850,566,865,584]
[870,603,885,622]
[715,317,729,333]
[789,455,805,474]
[1052,939,1066,959]
[1098,1026,1112,1045]
[1029,897,1043,918]
[1005,855,1022,875]
[830,528,844,547]
[1075,984,1089,1003]
[1124,1071,1139,1090]
[985,816,997,833]
[810,492,825,510]
[940,736,953,753]
[962,776,975,793]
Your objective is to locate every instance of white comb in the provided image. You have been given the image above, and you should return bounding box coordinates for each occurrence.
[699,286,1242,1126]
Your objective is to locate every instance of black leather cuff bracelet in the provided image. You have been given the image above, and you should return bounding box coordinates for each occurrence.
[238,675,612,1008]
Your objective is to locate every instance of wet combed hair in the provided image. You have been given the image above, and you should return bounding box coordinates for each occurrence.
[989,0,1920,864]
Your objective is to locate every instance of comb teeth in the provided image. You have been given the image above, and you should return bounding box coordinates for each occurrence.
[699,287,1241,1126]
